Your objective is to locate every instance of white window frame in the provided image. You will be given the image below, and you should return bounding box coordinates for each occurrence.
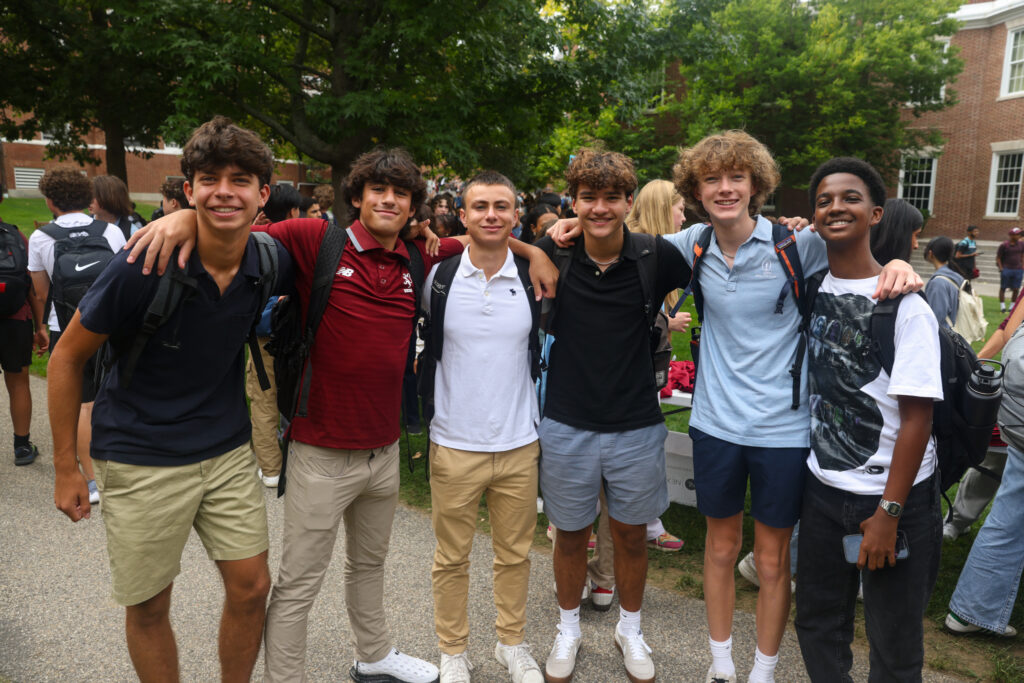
[898,155,937,214]
[987,144,1024,218]
[1001,25,1024,98]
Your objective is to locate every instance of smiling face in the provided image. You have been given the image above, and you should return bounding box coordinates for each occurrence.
[812,172,884,246]
[461,183,518,249]
[573,184,632,241]
[184,163,269,234]
[694,167,755,226]
[352,182,413,247]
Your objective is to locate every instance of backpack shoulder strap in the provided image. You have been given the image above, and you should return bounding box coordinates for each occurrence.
[294,219,348,417]
[118,261,199,389]
[426,255,462,362]
[772,222,806,316]
[680,224,714,323]
[403,238,426,317]
[86,219,110,239]
[788,268,829,410]
[36,222,63,241]
[630,232,659,327]
[513,254,543,381]
[247,231,279,391]
[870,293,917,377]
[545,244,575,332]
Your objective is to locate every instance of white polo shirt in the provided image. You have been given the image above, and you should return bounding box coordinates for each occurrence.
[27,212,126,331]
[422,247,539,452]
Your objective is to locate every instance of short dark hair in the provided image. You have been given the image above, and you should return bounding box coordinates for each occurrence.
[92,174,133,217]
[180,116,274,187]
[924,235,955,264]
[38,167,92,212]
[160,177,187,205]
[462,170,516,202]
[263,183,302,223]
[342,147,427,222]
[565,148,637,199]
[871,198,923,263]
[807,157,887,211]
[967,224,979,234]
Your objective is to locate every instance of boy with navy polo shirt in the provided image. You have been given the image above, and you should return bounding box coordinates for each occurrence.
[47,117,292,682]
[795,158,943,682]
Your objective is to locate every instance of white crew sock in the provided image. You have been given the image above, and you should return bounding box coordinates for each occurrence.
[617,606,642,635]
[558,606,581,639]
[748,647,779,683]
[708,635,736,678]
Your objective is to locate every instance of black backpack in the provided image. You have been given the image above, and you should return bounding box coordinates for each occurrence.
[102,231,279,392]
[264,221,425,494]
[804,272,1000,498]
[38,220,116,330]
[548,231,671,390]
[0,222,31,317]
[677,222,813,408]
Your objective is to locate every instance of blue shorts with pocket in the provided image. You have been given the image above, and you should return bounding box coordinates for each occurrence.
[690,426,807,529]
[539,417,669,530]
[1000,268,1023,291]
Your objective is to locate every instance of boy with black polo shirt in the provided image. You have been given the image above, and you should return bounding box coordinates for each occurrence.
[47,117,292,682]
[535,149,692,683]
[795,158,943,682]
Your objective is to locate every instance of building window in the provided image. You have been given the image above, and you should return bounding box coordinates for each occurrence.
[899,156,936,213]
[1005,27,1024,96]
[989,151,1024,216]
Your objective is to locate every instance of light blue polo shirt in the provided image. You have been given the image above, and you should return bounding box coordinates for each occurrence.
[664,216,827,447]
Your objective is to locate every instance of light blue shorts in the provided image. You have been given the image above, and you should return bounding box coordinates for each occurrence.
[538,417,669,530]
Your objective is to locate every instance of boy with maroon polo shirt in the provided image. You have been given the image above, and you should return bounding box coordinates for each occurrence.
[129,148,558,683]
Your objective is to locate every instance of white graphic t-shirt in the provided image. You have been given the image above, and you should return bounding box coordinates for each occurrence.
[807,273,943,495]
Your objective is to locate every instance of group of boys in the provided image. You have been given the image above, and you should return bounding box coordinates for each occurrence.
[42,114,951,683]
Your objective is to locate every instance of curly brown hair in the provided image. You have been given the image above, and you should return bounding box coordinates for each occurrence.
[313,184,334,211]
[565,148,637,199]
[180,116,274,187]
[38,167,93,212]
[672,130,780,221]
[342,148,427,222]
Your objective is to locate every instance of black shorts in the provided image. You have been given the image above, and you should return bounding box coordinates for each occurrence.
[49,328,99,402]
[0,318,33,372]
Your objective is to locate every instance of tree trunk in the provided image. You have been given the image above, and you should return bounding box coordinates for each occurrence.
[101,119,128,185]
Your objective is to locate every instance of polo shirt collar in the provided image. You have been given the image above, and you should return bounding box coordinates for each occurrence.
[572,225,645,262]
[457,246,517,278]
[346,219,411,260]
[186,233,263,283]
[748,215,773,243]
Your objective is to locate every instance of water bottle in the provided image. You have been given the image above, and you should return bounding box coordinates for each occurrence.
[961,359,1003,460]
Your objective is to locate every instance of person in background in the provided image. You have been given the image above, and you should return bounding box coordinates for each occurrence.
[997,227,1024,313]
[313,184,335,222]
[953,225,980,279]
[431,192,454,217]
[922,236,967,331]
[869,198,922,265]
[299,195,322,219]
[91,174,144,239]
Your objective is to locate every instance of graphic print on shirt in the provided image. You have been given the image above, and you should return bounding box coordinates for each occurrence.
[807,292,883,471]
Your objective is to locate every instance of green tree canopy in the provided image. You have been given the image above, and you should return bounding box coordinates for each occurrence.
[673,0,964,188]
[0,1,177,184]
[150,0,667,191]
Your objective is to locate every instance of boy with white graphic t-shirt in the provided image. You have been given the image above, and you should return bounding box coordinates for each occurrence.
[794,157,943,683]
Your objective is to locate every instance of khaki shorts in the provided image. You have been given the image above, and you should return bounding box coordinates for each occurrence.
[95,444,269,606]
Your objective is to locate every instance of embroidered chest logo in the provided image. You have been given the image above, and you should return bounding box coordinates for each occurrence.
[402,271,413,293]
[509,288,517,296]
[338,267,354,277]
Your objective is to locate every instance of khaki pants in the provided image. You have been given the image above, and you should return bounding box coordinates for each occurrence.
[264,440,400,682]
[430,440,539,654]
[245,338,281,477]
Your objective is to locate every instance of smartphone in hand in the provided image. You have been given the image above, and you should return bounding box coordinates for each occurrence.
[842,531,909,564]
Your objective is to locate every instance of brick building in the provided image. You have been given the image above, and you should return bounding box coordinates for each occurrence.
[895,0,1024,240]
[1,122,316,203]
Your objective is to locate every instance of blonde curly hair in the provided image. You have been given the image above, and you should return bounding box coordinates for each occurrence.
[672,130,780,221]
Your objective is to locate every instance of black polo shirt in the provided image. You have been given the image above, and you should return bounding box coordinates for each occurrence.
[79,235,293,466]
[537,229,691,432]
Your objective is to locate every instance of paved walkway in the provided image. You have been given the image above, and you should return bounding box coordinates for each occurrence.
[0,375,966,682]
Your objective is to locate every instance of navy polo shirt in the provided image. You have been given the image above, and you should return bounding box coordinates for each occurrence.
[79,235,293,466]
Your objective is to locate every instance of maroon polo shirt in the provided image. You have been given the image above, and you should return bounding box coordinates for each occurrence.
[263,218,462,450]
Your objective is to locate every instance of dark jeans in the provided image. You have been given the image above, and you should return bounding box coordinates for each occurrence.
[401,326,421,429]
[795,471,941,683]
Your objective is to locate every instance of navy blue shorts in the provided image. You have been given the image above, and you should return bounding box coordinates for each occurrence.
[1001,268,1023,291]
[689,426,807,529]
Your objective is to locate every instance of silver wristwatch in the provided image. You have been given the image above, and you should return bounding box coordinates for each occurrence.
[879,498,903,518]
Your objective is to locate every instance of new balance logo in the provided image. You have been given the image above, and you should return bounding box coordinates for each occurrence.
[338,267,354,277]
[74,261,101,272]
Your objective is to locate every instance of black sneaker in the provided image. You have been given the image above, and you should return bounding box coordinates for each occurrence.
[14,443,39,466]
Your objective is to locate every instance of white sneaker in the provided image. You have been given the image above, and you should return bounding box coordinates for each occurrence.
[439,651,472,683]
[544,626,582,683]
[590,582,614,611]
[351,648,440,683]
[942,522,961,542]
[737,552,759,587]
[537,497,544,514]
[945,612,1018,637]
[262,473,280,487]
[495,642,543,683]
[614,625,654,683]
[551,581,590,602]
[706,667,737,683]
